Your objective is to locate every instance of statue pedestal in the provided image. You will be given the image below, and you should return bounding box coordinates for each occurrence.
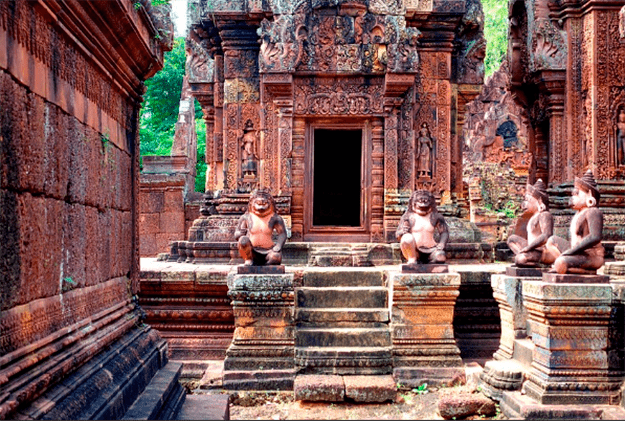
[390,272,463,387]
[491,273,533,361]
[505,265,546,277]
[223,273,295,390]
[509,280,621,406]
[401,263,448,273]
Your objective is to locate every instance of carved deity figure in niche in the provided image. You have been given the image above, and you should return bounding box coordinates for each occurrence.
[544,170,604,274]
[507,179,553,267]
[396,190,449,264]
[416,123,434,177]
[235,190,287,266]
[240,120,258,179]
[616,109,625,166]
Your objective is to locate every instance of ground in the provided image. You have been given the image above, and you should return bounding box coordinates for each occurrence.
[190,385,507,420]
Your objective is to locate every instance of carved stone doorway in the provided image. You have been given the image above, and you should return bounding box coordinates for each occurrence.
[304,123,371,242]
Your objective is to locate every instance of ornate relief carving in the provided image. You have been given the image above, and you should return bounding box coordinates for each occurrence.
[454,0,486,84]
[531,0,567,71]
[293,77,384,115]
[258,6,419,74]
[0,1,128,126]
[186,36,213,83]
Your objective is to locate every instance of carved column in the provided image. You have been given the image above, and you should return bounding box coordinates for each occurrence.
[263,74,294,198]
[540,71,566,184]
[218,20,260,192]
[223,273,296,390]
[390,272,464,387]
[383,74,415,241]
[371,118,385,242]
[520,281,623,404]
[214,53,225,190]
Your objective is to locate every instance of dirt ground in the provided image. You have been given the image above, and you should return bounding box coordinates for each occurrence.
[194,385,507,420]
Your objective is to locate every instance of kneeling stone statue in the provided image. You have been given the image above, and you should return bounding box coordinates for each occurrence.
[396,189,449,264]
[235,189,287,266]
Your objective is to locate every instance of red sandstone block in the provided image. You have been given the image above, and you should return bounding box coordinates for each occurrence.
[84,205,101,287]
[344,375,397,403]
[108,209,121,279]
[67,122,88,204]
[160,212,185,234]
[43,103,70,200]
[120,211,133,273]
[96,210,112,286]
[294,375,344,402]
[140,191,165,214]
[156,233,182,255]
[64,203,87,289]
[164,189,184,213]
[119,154,133,212]
[140,234,158,257]
[140,213,160,235]
[17,193,65,304]
[0,78,47,193]
[1,190,21,310]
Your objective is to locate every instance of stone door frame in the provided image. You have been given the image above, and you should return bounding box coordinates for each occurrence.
[303,118,373,242]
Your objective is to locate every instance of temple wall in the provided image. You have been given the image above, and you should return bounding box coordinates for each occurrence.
[0,1,171,418]
[139,174,187,257]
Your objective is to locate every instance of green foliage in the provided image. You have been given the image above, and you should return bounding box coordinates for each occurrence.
[412,383,429,395]
[483,0,509,77]
[140,37,186,157]
[195,117,207,192]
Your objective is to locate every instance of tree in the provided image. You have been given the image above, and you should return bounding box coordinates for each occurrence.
[483,0,509,77]
[140,36,186,156]
[140,36,208,191]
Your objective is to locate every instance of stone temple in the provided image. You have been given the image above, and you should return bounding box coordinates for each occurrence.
[5,0,625,419]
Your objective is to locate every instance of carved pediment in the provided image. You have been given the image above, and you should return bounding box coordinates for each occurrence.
[259,5,420,74]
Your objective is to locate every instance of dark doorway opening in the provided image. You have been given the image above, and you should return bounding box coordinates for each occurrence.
[313,129,362,227]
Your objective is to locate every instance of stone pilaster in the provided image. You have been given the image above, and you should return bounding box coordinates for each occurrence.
[223,273,296,390]
[491,274,532,361]
[390,272,464,387]
[521,280,622,404]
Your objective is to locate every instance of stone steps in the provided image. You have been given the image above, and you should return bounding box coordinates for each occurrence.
[297,287,388,308]
[295,327,391,347]
[296,308,389,324]
[122,362,186,420]
[294,269,393,390]
[299,269,386,287]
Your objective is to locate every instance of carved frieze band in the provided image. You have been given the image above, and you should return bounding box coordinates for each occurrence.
[293,77,384,116]
[0,1,131,126]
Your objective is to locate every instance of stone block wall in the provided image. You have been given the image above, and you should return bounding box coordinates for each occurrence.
[139,174,187,257]
[0,0,171,418]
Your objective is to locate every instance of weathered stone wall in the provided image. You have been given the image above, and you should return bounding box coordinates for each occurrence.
[139,174,186,257]
[0,1,171,418]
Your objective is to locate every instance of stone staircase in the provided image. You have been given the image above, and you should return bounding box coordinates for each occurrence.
[293,269,396,402]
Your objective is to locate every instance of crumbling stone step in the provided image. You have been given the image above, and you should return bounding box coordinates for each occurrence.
[294,374,397,403]
[222,369,297,390]
[301,270,386,287]
[296,307,389,324]
[122,362,186,420]
[296,287,388,308]
[295,327,391,347]
[176,394,230,420]
[294,346,393,374]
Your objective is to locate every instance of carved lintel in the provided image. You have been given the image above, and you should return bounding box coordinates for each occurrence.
[384,73,416,99]
[539,70,565,115]
[263,74,293,98]
[190,81,214,109]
